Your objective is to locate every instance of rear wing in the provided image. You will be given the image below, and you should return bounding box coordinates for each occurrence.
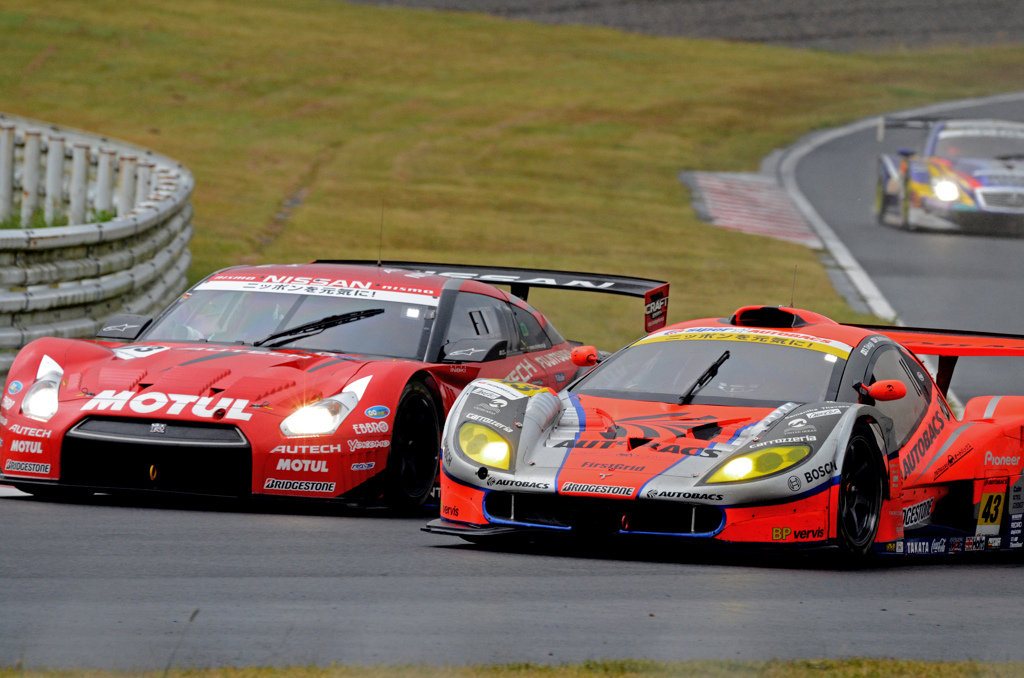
[317,260,670,332]
[855,324,1024,396]
[876,116,944,142]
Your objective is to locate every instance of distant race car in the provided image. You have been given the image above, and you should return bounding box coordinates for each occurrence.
[427,304,1024,557]
[875,117,1024,232]
[0,261,668,508]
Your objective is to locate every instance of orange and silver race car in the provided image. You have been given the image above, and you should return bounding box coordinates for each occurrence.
[875,118,1024,232]
[426,305,1024,557]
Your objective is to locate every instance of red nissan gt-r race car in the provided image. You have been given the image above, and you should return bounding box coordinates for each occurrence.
[427,305,1024,557]
[0,261,668,508]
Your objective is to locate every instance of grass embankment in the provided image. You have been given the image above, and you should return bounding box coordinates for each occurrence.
[4,660,1024,678]
[2,1,1024,351]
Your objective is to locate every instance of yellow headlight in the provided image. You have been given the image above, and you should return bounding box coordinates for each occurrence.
[457,422,511,470]
[705,445,810,484]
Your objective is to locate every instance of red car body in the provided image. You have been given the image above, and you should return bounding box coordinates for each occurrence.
[428,305,1024,557]
[0,261,668,507]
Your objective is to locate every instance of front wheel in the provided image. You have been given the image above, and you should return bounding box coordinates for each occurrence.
[382,380,440,511]
[836,424,884,559]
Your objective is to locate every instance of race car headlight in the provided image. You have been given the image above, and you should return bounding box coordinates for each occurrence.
[932,179,959,202]
[280,392,358,437]
[705,445,810,484]
[457,422,511,470]
[21,378,60,422]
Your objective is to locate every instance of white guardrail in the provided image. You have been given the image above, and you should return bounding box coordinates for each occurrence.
[0,112,193,377]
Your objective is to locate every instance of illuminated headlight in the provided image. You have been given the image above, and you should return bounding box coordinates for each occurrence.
[21,378,60,422]
[280,392,358,437]
[457,422,511,470]
[20,355,64,422]
[705,445,810,484]
[932,179,959,202]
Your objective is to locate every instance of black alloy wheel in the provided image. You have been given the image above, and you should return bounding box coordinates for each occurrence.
[836,424,884,559]
[383,380,440,511]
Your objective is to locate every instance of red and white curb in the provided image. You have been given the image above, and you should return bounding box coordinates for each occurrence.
[682,171,823,249]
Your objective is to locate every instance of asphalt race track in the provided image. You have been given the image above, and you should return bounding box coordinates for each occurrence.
[3,485,1024,669]
[792,94,1024,401]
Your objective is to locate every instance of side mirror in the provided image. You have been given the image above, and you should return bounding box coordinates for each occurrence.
[442,338,507,363]
[571,345,598,367]
[857,379,907,402]
[96,314,153,341]
[897,147,916,158]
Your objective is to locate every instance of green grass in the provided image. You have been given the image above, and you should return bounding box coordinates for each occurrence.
[3,0,1024,351]
[3,660,1024,677]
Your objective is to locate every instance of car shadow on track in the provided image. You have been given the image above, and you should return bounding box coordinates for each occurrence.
[432,532,1024,571]
[1,485,438,520]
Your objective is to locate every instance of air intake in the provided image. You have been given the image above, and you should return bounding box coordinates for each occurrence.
[729,306,808,328]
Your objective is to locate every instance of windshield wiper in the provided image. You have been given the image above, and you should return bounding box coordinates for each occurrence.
[252,308,385,348]
[678,350,730,405]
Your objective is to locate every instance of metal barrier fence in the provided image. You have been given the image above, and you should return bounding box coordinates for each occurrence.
[0,112,193,377]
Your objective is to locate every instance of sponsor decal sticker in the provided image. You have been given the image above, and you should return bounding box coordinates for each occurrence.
[646,489,723,501]
[7,381,21,395]
[965,536,986,552]
[903,497,934,528]
[561,482,634,497]
[486,477,550,489]
[580,461,646,472]
[905,539,931,555]
[464,413,514,434]
[364,406,390,419]
[984,451,1020,466]
[4,459,50,474]
[352,421,389,435]
[9,439,43,454]
[263,478,336,493]
[350,462,375,471]
[902,411,946,477]
[772,527,825,541]
[933,442,972,480]
[987,536,1002,550]
[534,350,572,369]
[2,396,15,410]
[198,278,440,307]
[639,327,852,358]
[803,461,837,484]
[348,439,389,452]
[749,435,817,450]
[9,425,52,438]
[271,444,345,454]
[930,538,947,554]
[805,408,843,419]
[788,475,802,492]
[81,391,253,421]
[442,504,459,517]
[275,458,330,473]
[112,345,171,360]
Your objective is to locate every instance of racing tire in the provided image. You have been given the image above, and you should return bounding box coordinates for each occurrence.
[835,424,884,559]
[382,380,441,512]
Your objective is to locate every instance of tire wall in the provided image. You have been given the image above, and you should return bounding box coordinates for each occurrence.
[0,113,193,379]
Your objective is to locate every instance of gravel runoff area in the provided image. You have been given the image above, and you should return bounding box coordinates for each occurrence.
[343,0,1024,51]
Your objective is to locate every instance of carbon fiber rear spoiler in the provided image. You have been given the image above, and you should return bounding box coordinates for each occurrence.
[855,324,1024,397]
[317,260,670,332]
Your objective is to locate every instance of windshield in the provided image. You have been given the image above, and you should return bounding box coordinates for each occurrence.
[571,329,848,406]
[933,129,1024,159]
[144,289,434,359]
